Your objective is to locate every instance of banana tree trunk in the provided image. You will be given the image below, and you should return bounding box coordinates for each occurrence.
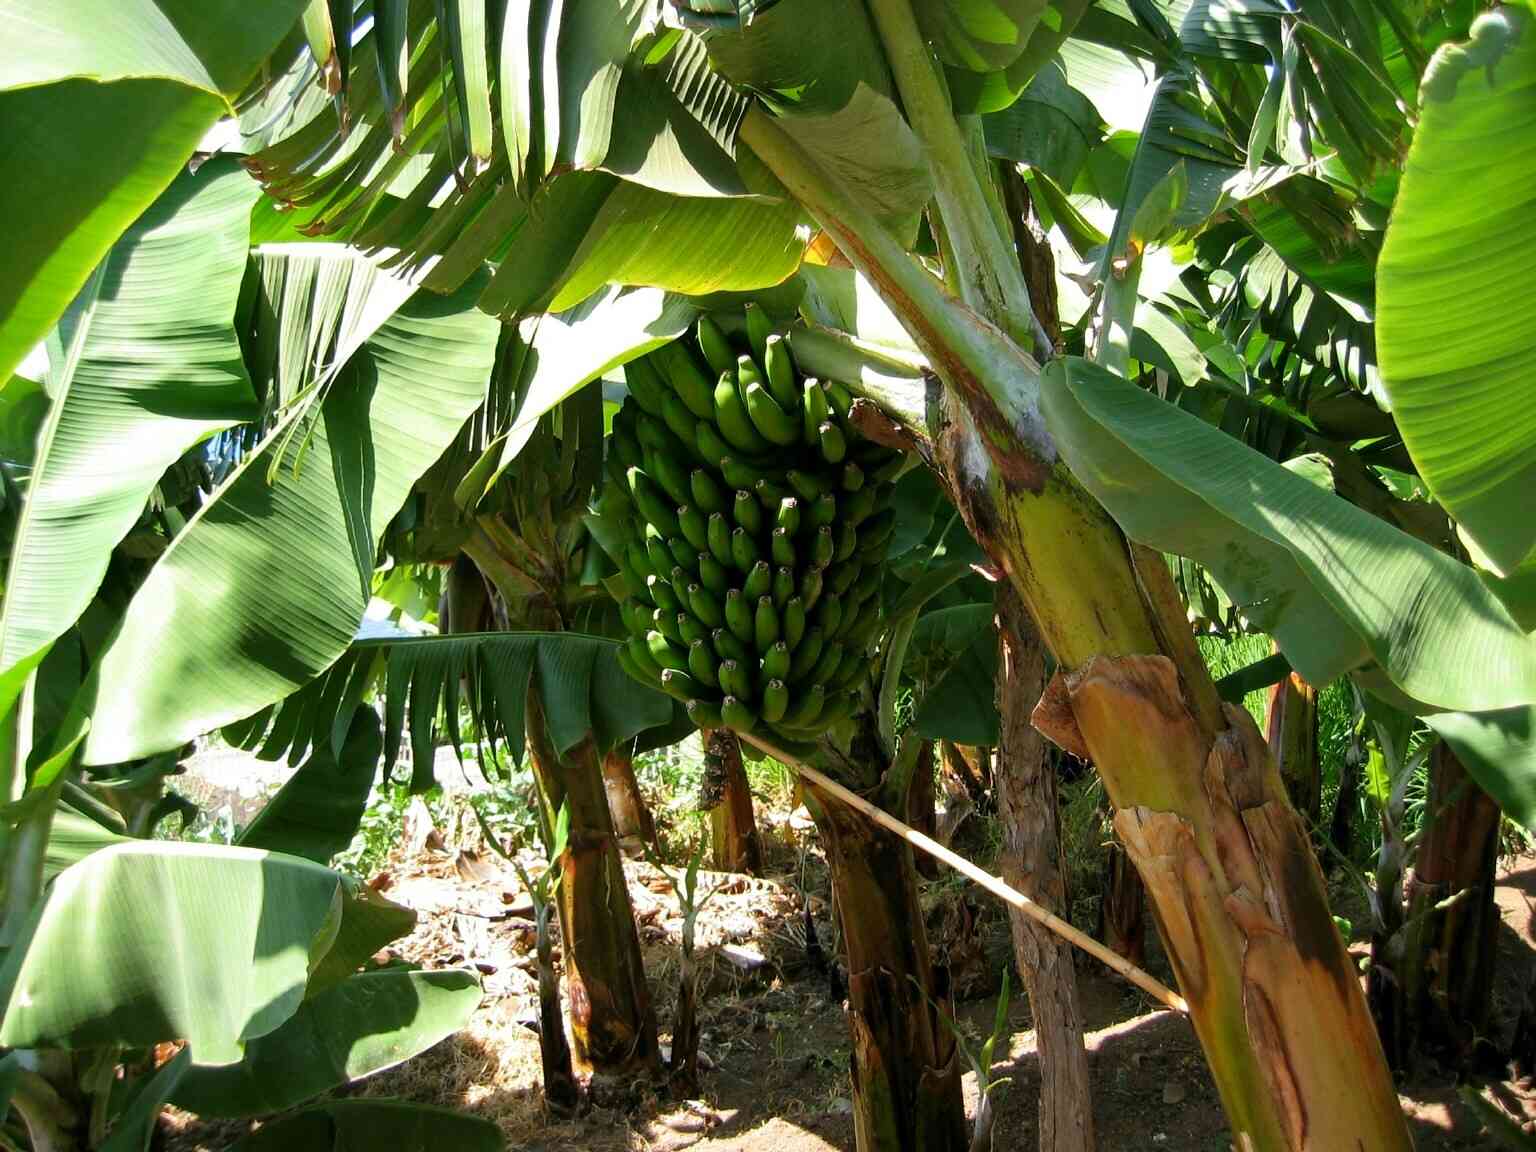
[806,732,967,1152]
[1098,838,1146,968]
[935,427,1409,1151]
[601,746,656,852]
[524,686,659,1078]
[1399,743,1501,1065]
[908,740,940,879]
[996,588,1095,1152]
[1266,662,1321,832]
[703,729,763,875]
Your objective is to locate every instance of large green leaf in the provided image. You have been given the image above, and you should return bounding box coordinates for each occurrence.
[915,625,1000,745]
[171,969,481,1117]
[1427,705,1536,832]
[1041,356,1536,713]
[236,710,382,865]
[44,807,128,883]
[0,0,310,383]
[81,284,499,765]
[1377,4,1536,576]
[0,160,258,688]
[231,1100,503,1151]
[0,842,345,1065]
[916,0,1049,72]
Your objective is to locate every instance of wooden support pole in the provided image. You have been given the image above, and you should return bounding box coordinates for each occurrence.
[741,730,1189,1015]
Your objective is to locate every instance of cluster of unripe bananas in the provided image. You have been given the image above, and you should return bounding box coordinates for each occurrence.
[602,307,904,746]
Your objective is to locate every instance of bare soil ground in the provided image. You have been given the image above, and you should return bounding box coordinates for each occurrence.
[167,811,1536,1152]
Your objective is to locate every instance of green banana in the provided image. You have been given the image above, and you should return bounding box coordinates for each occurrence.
[840,460,865,492]
[687,698,725,729]
[660,667,708,703]
[833,521,858,564]
[763,334,799,409]
[761,679,789,723]
[744,303,774,360]
[707,512,734,567]
[810,526,834,568]
[670,565,694,607]
[842,597,881,650]
[848,564,882,608]
[696,314,736,376]
[754,476,791,508]
[627,467,679,537]
[646,629,688,673]
[775,496,801,536]
[782,597,806,650]
[815,594,844,637]
[624,355,668,415]
[623,642,660,685]
[771,527,795,568]
[620,599,650,636]
[721,695,759,734]
[653,341,716,420]
[840,484,877,525]
[648,575,681,616]
[661,392,701,453]
[730,527,759,572]
[817,421,847,464]
[720,456,771,492]
[643,524,672,577]
[810,492,837,527]
[714,371,771,452]
[827,560,859,596]
[687,583,724,629]
[743,379,800,447]
[772,566,795,608]
[678,612,710,648]
[697,553,730,596]
[782,684,825,727]
[611,426,644,474]
[616,645,654,688]
[799,566,824,612]
[653,607,683,646]
[743,560,773,601]
[690,467,727,514]
[688,640,720,688]
[815,692,855,729]
[733,489,763,534]
[754,595,780,650]
[718,659,752,700]
[857,508,896,554]
[711,627,748,663]
[761,641,791,681]
[696,420,737,469]
[789,626,824,678]
[678,504,709,552]
[724,589,755,645]
[786,469,827,502]
[669,536,700,576]
[824,379,854,419]
[801,378,830,446]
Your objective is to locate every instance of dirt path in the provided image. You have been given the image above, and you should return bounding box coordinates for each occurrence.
[167,843,1536,1151]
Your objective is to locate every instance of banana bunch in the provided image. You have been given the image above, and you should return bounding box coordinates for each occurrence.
[601,306,904,747]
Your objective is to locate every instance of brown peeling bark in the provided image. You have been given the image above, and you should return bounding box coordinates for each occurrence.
[995,589,1095,1152]
[1099,839,1147,968]
[703,729,763,875]
[600,746,656,852]
[1266,664,1321,832]
[525,687,658,1078]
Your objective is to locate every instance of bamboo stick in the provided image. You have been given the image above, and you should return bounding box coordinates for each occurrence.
[741,730,1189,1015]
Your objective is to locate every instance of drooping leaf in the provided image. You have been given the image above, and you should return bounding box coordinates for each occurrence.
[916,0,1050,73]
[171,969,481,1117]
[0,843,347,1065]
[235,709,383,864]
[1427,705,1536,833]
[230,1100,503,1151]
[0,160,259,689]
[44,807,129,883]
[81,283,500,765]
[1377,4,1536,576]
[0,0,311,383]
[235,632,672,793]
[983,60,1100,185]
[915,626,1000,745]
[1041,355,1536,714]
